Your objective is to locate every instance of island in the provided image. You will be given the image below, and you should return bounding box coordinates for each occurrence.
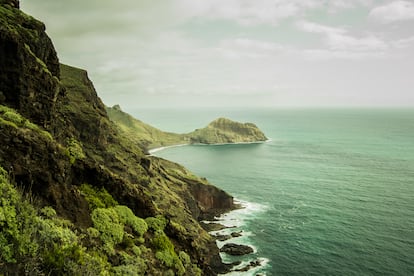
[106,105,268,153]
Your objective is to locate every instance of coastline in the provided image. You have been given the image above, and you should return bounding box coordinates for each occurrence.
[148,139,272,155]
[148,140,271,274]
[203,199,270,275]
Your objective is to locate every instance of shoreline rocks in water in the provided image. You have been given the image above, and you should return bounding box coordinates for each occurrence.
[234,259,263,272]
[220,243,254,256]
[213,230,243,241]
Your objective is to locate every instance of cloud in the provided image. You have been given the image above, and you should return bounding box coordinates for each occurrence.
[297,20,388,57]
[176,0,341,26]
[369,1,414,23]
[391,36,414,48]
[302,49,386,60]
[216,38,286,59]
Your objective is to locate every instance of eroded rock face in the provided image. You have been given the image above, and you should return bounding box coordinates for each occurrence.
[0,3,60,127]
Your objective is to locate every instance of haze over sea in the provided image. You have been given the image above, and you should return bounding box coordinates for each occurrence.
[131,108,414,275]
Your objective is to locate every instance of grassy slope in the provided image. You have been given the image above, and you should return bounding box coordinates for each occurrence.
[106,106,187,151]
[106,107,268,152]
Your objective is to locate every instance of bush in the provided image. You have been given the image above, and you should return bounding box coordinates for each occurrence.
[111,251,147,275]
[145,215,168,232]
[114,205,148,237]
[0,167,38,264]
[66,138,85,164]
[91,208,124,254]
[80,183,118,210]
[152,232,186,274]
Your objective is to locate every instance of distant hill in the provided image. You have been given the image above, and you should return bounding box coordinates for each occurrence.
[106,105,268,152]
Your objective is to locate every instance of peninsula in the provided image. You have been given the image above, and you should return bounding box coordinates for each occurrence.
[106,105,268,153]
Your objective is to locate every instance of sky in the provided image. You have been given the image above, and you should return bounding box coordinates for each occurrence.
[20,0,414,108]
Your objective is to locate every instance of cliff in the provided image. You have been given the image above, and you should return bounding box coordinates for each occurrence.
[106,106,267,152]
[0,2,235,275]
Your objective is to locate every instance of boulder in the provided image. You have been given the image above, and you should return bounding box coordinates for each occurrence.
[220,243,254,256]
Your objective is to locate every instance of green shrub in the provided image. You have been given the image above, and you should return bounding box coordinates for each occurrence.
[0,105,53,140]
[155,250,175,267]
[39,206,57,219]
[36,217,78,245]
[91,208,124,254]
[179,251,191,266]
[66,138,85,164]
[151,231,187,274]
[114,205,148,237]
[0,167,38,263]
[42,243,84,273]
[151,232,174,252]
[111,251,147,275]
[80,183,118,210]
[146,215,168,232]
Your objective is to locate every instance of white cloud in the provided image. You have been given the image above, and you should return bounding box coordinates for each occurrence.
[217,38,286,59]
[391,36,414,48]
[176,0,335,25]
[369,1,414,23]
[297,20,388,55]
[302,49,386,60]
[297,20,347,35]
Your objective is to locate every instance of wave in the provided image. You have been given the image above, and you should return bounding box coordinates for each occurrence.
[205,199,270,275]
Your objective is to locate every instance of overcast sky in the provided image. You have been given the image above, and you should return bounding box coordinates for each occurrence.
[21,0,414,108]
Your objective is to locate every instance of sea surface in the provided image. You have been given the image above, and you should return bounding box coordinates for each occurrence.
[129,108,414,275]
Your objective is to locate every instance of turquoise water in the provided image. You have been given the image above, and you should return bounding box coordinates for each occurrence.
[130,108,414,275]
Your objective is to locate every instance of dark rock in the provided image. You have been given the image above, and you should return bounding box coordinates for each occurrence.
[214,234,232,241]
[214,231,243,241]
[220,243,254,256]
[231,231,243,237]
[200,222,230,232]
[234,259,263,272]
[0,3,61,127]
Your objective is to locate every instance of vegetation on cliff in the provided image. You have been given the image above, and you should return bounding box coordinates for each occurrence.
[0,1,235,274]
[106,106,267,152]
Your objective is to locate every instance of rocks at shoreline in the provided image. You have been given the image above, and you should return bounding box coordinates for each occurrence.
[234,259,263,272]
[220,243,254,256]
[214,230,243,241]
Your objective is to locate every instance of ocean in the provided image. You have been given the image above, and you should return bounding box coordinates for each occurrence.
[129,108,414,275]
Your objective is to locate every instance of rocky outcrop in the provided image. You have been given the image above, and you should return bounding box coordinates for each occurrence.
[0,3,236,275]
[220,243,254,256]
[234,259,263,272]
[0,3,61,127]
[189,117,267,144]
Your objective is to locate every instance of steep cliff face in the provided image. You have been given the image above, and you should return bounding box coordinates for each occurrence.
[0,1,61,127]
[0,2,235,275]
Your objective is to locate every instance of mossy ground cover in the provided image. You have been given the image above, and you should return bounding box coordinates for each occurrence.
[0,105,53,140]
[0,172,200,275]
